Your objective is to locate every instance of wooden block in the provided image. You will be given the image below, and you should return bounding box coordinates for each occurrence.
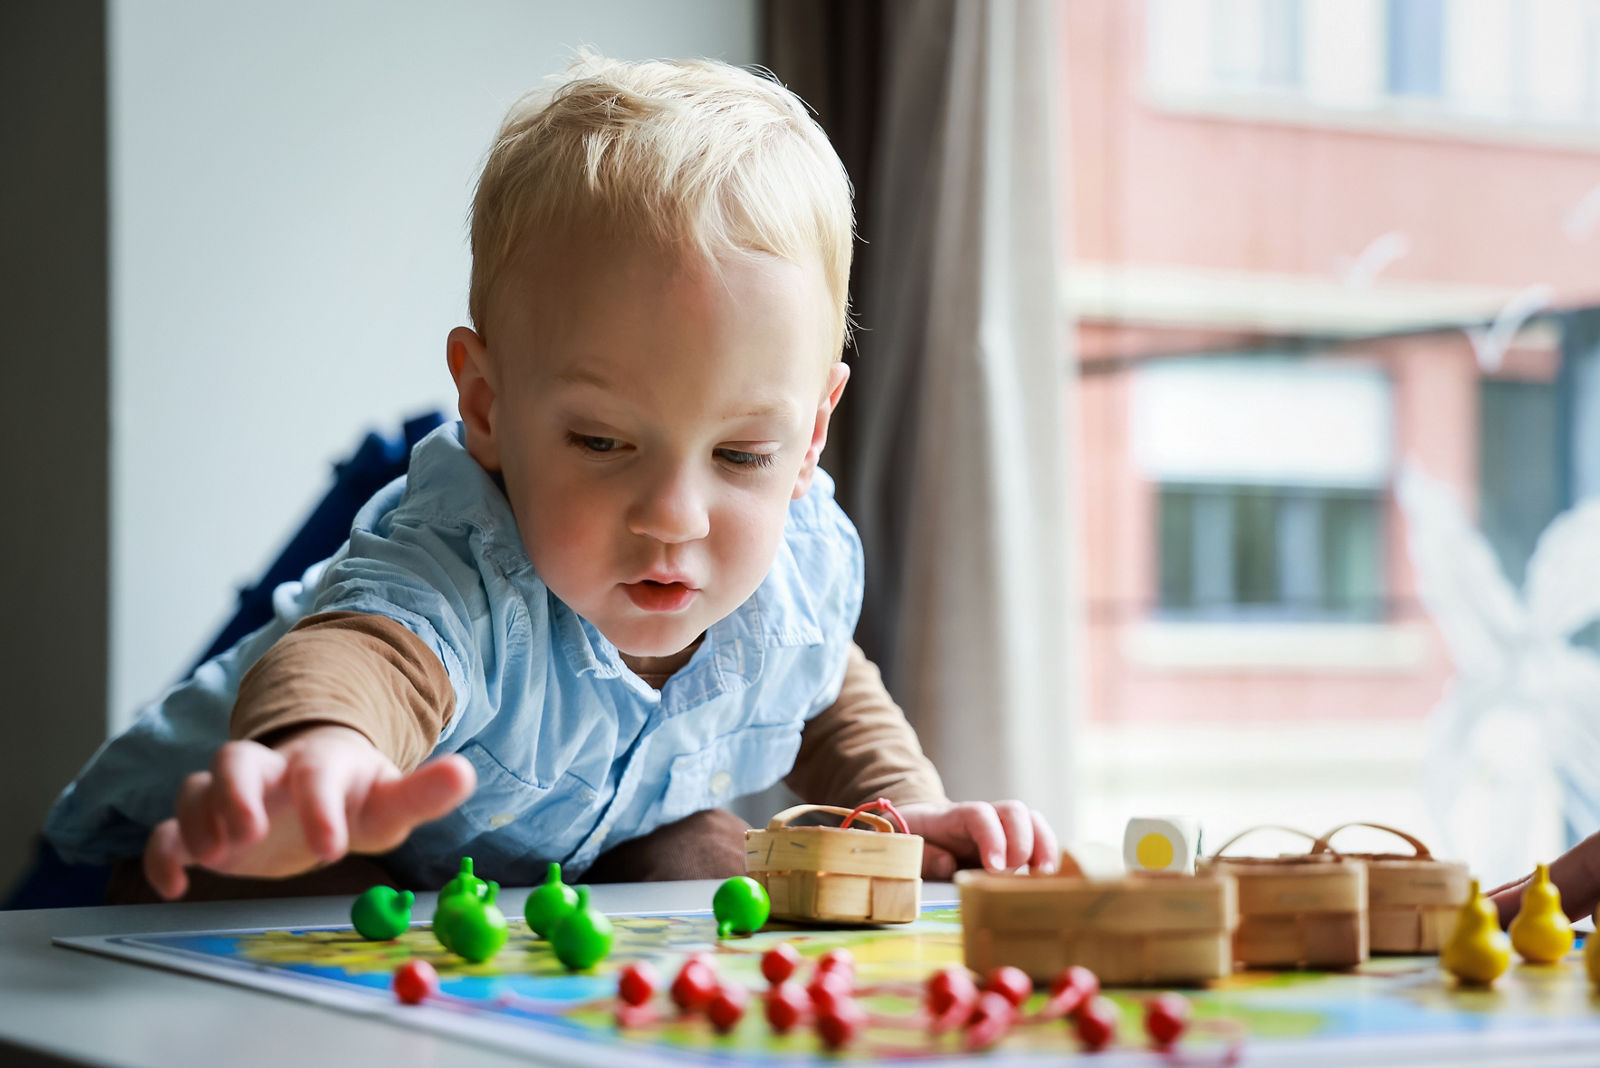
[956,869,1238,986]
[745,826,924,879]
[1309,823,1470,955]
[1202,825,1369,969]
[745,803,923,925]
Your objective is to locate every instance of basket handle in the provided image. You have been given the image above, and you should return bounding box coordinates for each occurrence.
[765,803,895,834]
[1208,824,1330,860]
[1310,822,1432,859]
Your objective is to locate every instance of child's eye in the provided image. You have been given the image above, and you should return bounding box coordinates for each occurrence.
[568,432,623,454]
[717,448,776,469]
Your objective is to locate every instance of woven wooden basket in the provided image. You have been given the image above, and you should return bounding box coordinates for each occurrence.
[1199,825,1369,970]
[1310,822,1470,954]
[744,804,923,924]
[956,862,1238,987]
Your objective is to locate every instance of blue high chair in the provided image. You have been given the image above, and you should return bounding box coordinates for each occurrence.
[2,412,446,910]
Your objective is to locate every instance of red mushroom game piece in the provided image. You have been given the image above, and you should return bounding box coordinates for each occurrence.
[707,984,749,1034]
[670,956,719,1013]
[1075,995,1120,1052]
[964,990,1017,1051]
[760,942,801,986]
[616,961,658,1007]
[925,966,979,1032]
[815,996,867,1051]
[392,959,439,1005]
[984,965,1033,1009]
[764,982,810,1034]
[1145,992,1191,1050]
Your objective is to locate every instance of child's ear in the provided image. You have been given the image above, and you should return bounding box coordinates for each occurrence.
[447,326,502,472]
[793,361,851,500]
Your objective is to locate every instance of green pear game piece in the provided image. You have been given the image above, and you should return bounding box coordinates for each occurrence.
[351,885,415,941]
[439,857,489,903]
[447,882,510,964]
[524,862,580,938]
[435,880,509,963]
[549,886,613,971]
[712,875,770,938]
[432,857,491,953]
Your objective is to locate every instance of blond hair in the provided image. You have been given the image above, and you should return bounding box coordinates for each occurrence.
[469,53,854,357]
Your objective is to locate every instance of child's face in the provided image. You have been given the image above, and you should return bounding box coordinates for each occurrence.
[449,236,849,658]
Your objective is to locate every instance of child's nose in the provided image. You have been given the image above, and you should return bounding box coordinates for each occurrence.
[627,467,710,544]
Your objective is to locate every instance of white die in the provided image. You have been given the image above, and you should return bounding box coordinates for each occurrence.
[1123,817,1201,874]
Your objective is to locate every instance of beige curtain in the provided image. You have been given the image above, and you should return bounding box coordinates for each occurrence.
[766,0,1079,836]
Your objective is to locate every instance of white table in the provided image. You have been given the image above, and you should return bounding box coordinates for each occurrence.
[4,880,1598,1068]
[0,880,780,1068]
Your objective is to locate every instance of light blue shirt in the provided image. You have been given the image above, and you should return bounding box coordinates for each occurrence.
[45,422,863,888]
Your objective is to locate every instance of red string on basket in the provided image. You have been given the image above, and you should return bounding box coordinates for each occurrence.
[840,797,909,834]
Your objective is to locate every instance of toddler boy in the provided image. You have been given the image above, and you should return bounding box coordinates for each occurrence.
[45,54,1058,901]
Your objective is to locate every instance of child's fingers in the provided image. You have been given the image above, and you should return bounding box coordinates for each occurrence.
[993,801,1034,870]
[921,842,959,880]
[1028,810,1059,874]
[288,757,352,862]
[173,770,226,866]
[209,740,279,845]
[357,755,477,852]
[143,819,193,901]
[952,802,1007,870]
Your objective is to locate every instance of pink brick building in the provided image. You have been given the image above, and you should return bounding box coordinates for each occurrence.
[1062,0,1600,864]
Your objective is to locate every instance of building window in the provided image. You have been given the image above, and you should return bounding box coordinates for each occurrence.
[1212,0,1303,90]
[1133,355,1394,624]
[1158,484,1386,620]
[1386,0,1445,98]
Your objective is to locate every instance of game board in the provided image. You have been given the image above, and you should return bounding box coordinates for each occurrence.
[58,903,1600,1066]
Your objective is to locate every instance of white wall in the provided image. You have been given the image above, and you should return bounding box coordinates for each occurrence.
[110,1,759,731]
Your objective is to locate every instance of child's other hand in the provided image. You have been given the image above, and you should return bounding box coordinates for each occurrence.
[896,800,1059,880]
[142,725,475,900]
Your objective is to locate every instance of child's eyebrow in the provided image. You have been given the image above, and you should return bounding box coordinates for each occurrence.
[554,367,797,425]
[553,368,614,391]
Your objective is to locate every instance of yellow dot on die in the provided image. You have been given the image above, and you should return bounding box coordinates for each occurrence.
[1136,832,1175,870]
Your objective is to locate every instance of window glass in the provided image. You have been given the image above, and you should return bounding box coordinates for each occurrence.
[1072,1,1600,884]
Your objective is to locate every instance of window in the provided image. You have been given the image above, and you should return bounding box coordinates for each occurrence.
[1386,0,1445,98]
[1159,484,1385,621]
[1478,380,1561,587]
[1147,0,1600,131]
[1212,0,1303,90]
[1077,0,1600,893]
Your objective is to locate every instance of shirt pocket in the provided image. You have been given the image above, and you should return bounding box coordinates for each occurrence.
[418,740,601,880]
[658,721,803,823]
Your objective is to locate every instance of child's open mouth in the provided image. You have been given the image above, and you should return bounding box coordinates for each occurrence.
[623,580,696,612]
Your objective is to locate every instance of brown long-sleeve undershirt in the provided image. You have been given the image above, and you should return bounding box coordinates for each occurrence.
[231,611,946,808]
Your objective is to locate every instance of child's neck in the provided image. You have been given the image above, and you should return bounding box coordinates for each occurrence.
[619,635,705,690]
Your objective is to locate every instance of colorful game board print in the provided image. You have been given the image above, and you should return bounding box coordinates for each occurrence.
[57,905,1600,1066]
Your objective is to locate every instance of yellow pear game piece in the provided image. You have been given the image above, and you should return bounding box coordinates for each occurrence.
[1441,879,1511,985]
[1508,863,1573,964]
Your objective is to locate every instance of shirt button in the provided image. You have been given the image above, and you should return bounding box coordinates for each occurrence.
[488,813,515,829]
[710,771,732,796]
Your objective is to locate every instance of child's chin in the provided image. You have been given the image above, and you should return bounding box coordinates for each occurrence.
[604,619,704,659]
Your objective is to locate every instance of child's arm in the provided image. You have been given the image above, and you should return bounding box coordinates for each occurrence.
[142,612,475,899]
[786,644,1059,879]
[1487,829,1600,926]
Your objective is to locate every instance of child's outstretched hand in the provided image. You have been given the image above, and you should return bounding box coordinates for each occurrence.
[896,800,1060,880]
[142,724,475,900]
